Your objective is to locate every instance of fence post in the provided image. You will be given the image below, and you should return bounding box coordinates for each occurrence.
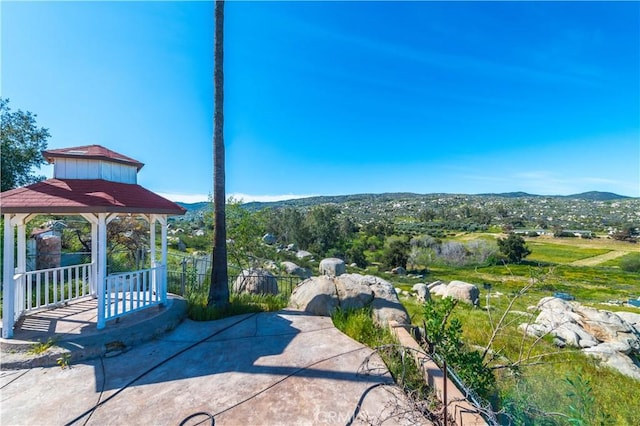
[181,257,187,296]
[444,359,448,426]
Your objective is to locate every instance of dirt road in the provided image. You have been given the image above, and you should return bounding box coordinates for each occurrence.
[571,250,628,266]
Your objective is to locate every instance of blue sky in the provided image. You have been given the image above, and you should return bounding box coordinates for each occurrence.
[2,1,639,202]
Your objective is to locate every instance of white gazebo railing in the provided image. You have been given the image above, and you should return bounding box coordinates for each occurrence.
[15,262,94,318]
[9,262,167,330]
[103,264,166,324]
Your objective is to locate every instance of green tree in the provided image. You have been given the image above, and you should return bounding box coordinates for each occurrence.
[226,199,270,269]
[107,216,149,270]
[1,98,50,191]
[305,205,340,256]
[611,225,638,243]
[381,235,409,270]
[208,0,229,309]
[264,207,310,248]
[497,233,531,263]
[345,234,367,267]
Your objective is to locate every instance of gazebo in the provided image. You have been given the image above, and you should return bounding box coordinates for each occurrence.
[1,145,185,338]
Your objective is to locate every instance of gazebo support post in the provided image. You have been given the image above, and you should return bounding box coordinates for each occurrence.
[153,215,168,305]
[96,213,108,329]
[142,214,168,306]
[161,216,168,305]
[81,213,99,297]
[2,214,15,338]
[149,216,157,301]
[15,215,28,324]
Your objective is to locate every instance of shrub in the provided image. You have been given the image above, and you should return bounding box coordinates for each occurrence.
[187,291,287,321]
[331,307,434,403]
[620,254,640,272]
[422,298,495,398]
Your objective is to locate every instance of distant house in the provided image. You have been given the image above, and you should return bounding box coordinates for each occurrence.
[564,230,594,238]
[513,229,593,238]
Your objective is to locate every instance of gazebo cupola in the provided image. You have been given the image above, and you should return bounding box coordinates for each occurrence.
[1,145,185,338]
[45,144,144,184]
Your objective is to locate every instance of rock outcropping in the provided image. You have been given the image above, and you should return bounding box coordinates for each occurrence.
[411,283,430,303]
[232,268,278,295]
[288,273,410,326]
[319,258,346,276]
[521,297,640,380]
[430,280,480,306]
[281,261,312,279]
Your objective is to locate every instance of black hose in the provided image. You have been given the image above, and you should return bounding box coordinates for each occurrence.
[64,313,259,425]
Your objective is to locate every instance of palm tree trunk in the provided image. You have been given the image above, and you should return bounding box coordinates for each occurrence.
[208,0,229,308]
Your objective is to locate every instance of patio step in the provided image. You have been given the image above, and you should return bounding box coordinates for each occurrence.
[0,296,188,370]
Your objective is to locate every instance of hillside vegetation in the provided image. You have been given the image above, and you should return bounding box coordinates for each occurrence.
[167,191,639,423]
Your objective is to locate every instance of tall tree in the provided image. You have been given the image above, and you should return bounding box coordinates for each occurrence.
[0,98,50,192]
[497,233,531,263]
[208,0,229,309]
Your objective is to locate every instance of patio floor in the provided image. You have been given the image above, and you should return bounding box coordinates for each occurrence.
[0,295,187,369]
[0,306,434,425]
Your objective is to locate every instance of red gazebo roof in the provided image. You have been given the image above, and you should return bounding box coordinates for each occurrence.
[43,145,145,171]
[0,179,186,215]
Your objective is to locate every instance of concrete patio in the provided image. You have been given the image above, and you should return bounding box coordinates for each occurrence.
[0,303,432,425]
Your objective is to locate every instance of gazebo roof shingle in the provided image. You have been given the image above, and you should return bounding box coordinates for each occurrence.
[43,145,145,171]
[0,178,186,215]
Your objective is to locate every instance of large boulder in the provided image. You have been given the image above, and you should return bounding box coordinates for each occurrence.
[289,273,410,326]
[391,266,406,276]
[281,261,312,279]
[583,344,640,380]
[446,281,480,306]
[296,250,313,260]
[319,258,346,276]
[429,283,448,297]
[429,281,480,305]
[521,297,640,380]
[287,275,339,316]
[427,280,443,290]
[232,268,278,295]
[617,311,640,330]
[412,283,431,303]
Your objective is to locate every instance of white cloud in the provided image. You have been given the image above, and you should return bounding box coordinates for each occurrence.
[228,193,317,203]
[156,193,210,204]
[156,192,317,204]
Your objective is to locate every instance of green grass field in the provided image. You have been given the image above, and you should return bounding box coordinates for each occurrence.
[600,251,640,268]
[525,241,610,264]
[393,235,640,424]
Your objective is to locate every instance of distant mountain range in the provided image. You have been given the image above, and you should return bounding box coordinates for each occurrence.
[176,201,210,211]
[175,191,632,213]
[477,191,631,201]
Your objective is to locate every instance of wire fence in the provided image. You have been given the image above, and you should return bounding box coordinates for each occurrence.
[166,270,301,298]
[430,351,499,425]
[165,253,302,298]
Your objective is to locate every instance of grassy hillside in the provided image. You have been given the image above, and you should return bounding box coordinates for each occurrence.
[380,235,640,424]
